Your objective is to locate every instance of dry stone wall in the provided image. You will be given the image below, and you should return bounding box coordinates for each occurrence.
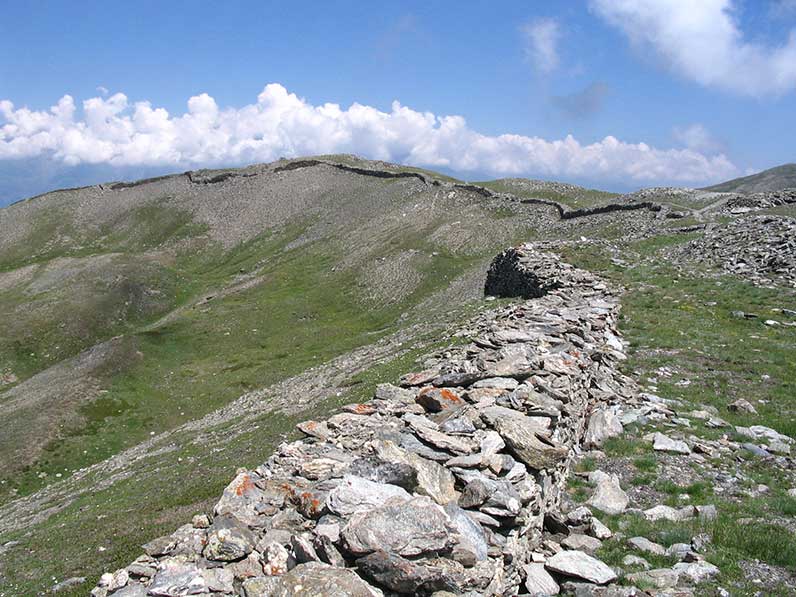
[91,245,637,597]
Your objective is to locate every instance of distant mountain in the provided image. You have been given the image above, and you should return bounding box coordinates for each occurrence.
[703,163,796,193]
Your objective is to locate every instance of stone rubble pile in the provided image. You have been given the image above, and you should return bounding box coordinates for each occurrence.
[669,215,796,287]
[724,189,796,215]
[92,245,641,597]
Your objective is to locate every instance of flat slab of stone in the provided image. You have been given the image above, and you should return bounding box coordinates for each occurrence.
[652,432,691,454]
[326,475,411,517]
[524,562,560,595]
[341,496,455,557]
[268,562,382,596]
[545,550,617,585]
[626,568,679,589]
[628,536,666,556]
[561,533,602,553]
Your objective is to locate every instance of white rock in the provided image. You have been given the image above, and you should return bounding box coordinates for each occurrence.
[652,432,691,454]
[586,471,628,515]
[523,563,560,596]
[545,550,617,585]
[628,536,666,556]
[673,560,720,583]
[589,517,613,540]
[644,504,695,522]
[326,475,411,517]
[583,408,624,449]
[561,533,602,553]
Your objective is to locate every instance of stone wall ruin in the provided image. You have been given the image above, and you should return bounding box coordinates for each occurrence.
[91,245,636,597]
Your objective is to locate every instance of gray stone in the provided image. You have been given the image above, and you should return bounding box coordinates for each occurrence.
[269,562,382,596]
[214,471,268,526]
[204,514,256,561]
[523,563,560,595]
[742,442,771,457]
[52,577,87,593]
[545,550,617,585]
[588,517,613,540]
[587,471,628,515]
[201,568,234,593]
[375,383,416,402]
[348,457,417,491]
[667,543,692,559]
[471,377,519,390]
[409,422,476,454]
[459,478,492,508]
[262,541,291,576]
[643,504,695,522]
[628,536,666,556]
[147,559,206,596]
[290,532,320,564]
[673,560,720,584]
[141,535,176,557]
[561,533,602,553]
[439,416,476,435]
[108,584,147,597]
[626,568,679,589]
[356,550,455,593]
[480,406,567,469]
[242,576,280,597]
[341,496,455,557]
[314,534,346,567]
[566,506,593,526]
[479,430,506,460]
[583,409,623,449]
[373,440,458,505]
[652,432,691,454]
[416,387,466,413]
[444,502,488,563]
[696,504,718,521]
[228,552,265,580]
[326,475,411,517]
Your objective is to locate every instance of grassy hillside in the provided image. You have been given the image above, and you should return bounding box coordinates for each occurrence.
[704,163,796,193]
[0,156,558,506]
[1,155,793,595]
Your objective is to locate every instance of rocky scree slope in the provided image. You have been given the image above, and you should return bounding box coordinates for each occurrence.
[668,215,796,288]
[91,246,648,596]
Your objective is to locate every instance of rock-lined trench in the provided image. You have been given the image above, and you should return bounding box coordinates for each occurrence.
[91,246,638,596]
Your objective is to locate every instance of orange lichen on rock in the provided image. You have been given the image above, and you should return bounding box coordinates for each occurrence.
[234,474,256,497]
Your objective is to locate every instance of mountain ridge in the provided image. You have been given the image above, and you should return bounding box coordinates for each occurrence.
[703,163,796,193]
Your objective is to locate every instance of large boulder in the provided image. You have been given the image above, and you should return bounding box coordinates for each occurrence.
[341,496,456,557]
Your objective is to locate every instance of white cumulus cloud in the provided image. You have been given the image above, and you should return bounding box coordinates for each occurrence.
[521,18,562,74]
[0,83,737,185]
[590,0,796,96]
[673,123,722,153]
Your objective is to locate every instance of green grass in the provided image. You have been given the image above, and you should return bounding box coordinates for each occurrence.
[560,238,796,439]
[0,311,467,596]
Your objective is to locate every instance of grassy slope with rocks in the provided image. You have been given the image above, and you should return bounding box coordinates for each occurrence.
[0,155,794,595]
[557,235,796,595]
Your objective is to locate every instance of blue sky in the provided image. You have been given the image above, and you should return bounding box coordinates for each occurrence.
[1,0,795,204]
